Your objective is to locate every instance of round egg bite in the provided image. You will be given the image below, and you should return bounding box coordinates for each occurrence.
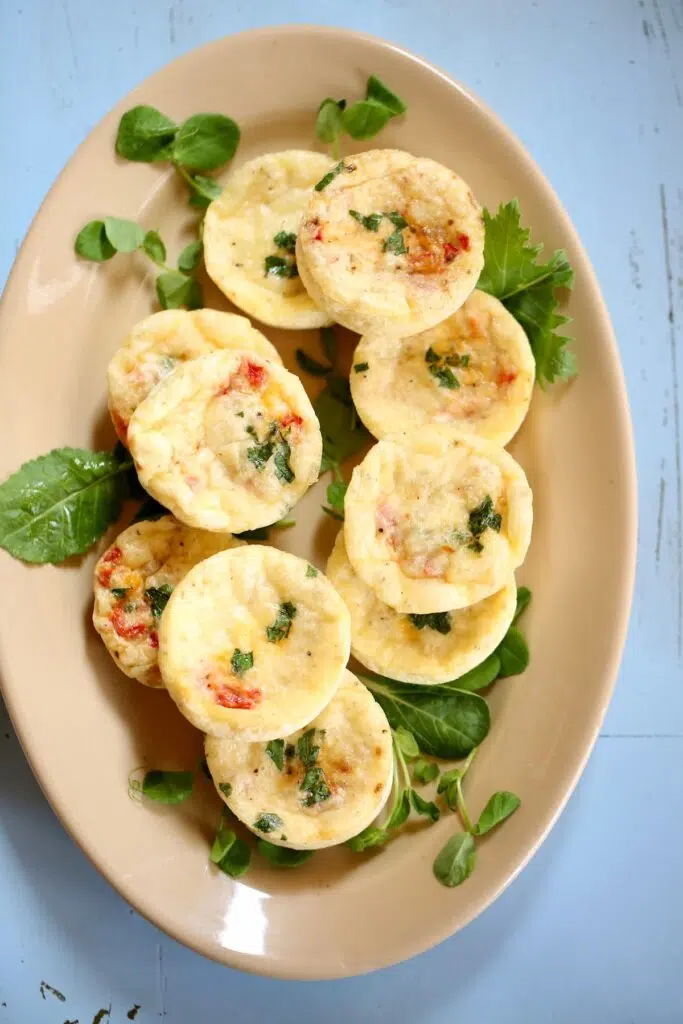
[350,290,535,446]
[204,670,393,850]
[203,150,335,329]
[107,308,281,445]
[127,349,322,533]
[344,432,532,613]
[296,149,485,337]
[92,515,243,687]
[327,530,516,685]
[158,546,351,739]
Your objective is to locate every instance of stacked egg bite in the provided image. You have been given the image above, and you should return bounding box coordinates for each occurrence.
[92,147,534,855]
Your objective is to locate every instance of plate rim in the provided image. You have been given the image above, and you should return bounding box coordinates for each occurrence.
[0,23,638,979]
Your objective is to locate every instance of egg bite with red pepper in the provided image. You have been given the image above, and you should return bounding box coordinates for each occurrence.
[127,350,322,534]
[203,150,335,329]
[296,149,485,338]
[159,546,351,740]
[107,309,281,446]
[92,516,243,687]
[204,670,393,850]
[344,432,532,613]
[350,290,535,446]
[327,530,516,684]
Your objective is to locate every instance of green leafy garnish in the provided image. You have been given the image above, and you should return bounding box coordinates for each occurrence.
[354,362,369,373]
[496,627,530,677]
[295,349,331,377]
[74,220,116,262]
[264,254,298,278]
[111,587,128,599]
[443,653,501,693]
[314,76,405,155]
[0,447,131,564]
[513,585,532,623]
[324,479,347,520]
[296,728,320,768]
[254,812,283,833]
[474,791,521,835]
[156,270,202,310]
[412,758,439,785]
[300,766,331,807]
[257,841,314,867]
[266,601,297,643]
[433,832,477,888]
[306,564,319,577]
[468,495,502,541]
[210,822,251,878]
[393,725,419,759]
[140,769,193,805]
[273,230,297,253]
[177,239,203,273]
[265,739,285,771]
[314,160,347,191]
[145,584,173,619]
[477,199,575,385]
[408,611,452,635]
[273,436,295,483]
[231,649,253,676]
[410,789,440,823]
[343,100,391,140]
[349,210,383,231]
[218,782,232,798]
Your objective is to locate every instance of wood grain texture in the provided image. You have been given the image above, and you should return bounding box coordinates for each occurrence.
[0,0,680,1020]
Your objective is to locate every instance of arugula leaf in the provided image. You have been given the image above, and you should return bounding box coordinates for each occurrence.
[513,585,532,623]
[394,725,419,759]
[231,648,253,676]
[443,653,501,693]
[410,789,440,823]
[354,362,369,373]
[103,217,145,253]
[156,271,202,310]
[0,448,130,563]
[142,230,167,264]
[186,173,222,206]
[408,611,451,635]
[257,841,314,867]
[74,220,115,261]
[343,100,391,139]
[474,791,521,835]
[177,239,203,272]
[254,812,283,833]
[145,584,173,619]
[364,677,490,758]
[172,113,240,170]
[306,564,319,577]
[477,200,575,386]
[210,825,251,878]
[265,739,285,771]
[496,627,529,677]
[266,601,297,643]
[300,765,331,807]
[412,758,439,785]
[116,105,178,162]
[366,75,407,116]
[433,831,477,887]
[315,98,346,146]
[141,769,193,804]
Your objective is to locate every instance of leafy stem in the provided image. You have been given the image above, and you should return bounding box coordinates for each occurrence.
[454,748,477,834]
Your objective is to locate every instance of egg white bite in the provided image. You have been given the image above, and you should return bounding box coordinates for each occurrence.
[203,150,335,329]
[158,546,351,739]
[326,530,516,685]
[296,149,484,338]
[92,515,243,688]
[350,290,535,446]
[107,309,281,446]
[204,670,393,849]
[127,350,322,533]
[344,432,532,613]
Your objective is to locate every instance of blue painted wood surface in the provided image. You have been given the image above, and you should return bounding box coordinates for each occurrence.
[1,1,681,1020]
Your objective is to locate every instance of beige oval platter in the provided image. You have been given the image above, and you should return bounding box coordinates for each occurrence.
[0,26,636,979]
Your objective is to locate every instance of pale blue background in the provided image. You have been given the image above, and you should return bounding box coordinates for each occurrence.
[1,1,680,1021]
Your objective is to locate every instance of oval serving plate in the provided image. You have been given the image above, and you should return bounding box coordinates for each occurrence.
[0,26,636,979]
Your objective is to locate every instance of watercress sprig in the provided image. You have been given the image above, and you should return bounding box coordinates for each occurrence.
[315,74,406,155]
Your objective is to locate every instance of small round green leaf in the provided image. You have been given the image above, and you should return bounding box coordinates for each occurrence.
[173,114,240,170]
[366,75,407,116]
[497,627,530,677]
[342,100,391,140]
[433,832,477,888]
[116,105,178,162]
[156,271,193,310]
[394,725,419,759]
[257,841,314,867]
[315,97,344,143]
[104,217,145,253]
[177,239,203,273]
[74,221,115,262]
[142,230,167,264]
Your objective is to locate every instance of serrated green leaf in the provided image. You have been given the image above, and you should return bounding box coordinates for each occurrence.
[0,448,130,563]
[314,381,370,468]
[505,279,577,386]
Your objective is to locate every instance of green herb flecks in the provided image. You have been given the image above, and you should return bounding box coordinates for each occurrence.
[408,611,452,635]
[314,160,347,191]
[145,583,174,619]
[257,841,315,867]
[266,601,297,643]
[354,362,369,373]
[468,495,502,540]
[264,254,298,278]
[306,564,319,577]
[349,210,384,231]
[273,230,297,253]
[265,739,286,771]
[424,346,463,390]
[111,587,128,599]
[218,782,232,798]
[254,812,283,833]
[231,649,253,676]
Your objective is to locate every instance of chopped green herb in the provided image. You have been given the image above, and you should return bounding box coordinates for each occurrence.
[266,601,297,643]
[413,758,439,785]
[266,738,286,771]
[468,495,502,537]
[247,440,274,471]
[314,160,346,191]
[264,254,298,278]
[111,587,128,599]
[218,782,232,798]
[231,648,253,676]
[428,364,459,389]
[306,564,319,577]
[349,210,383,231]
[353,362,369,373]
[408,611,452,635]
[383,228,407,255]
[254,812,283,833]
[301,766,332,806]
[273,230,297,253]
[145,583,174,618]
[273,437,295,483]
[296,727,320,768]
[386,211,408,229]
